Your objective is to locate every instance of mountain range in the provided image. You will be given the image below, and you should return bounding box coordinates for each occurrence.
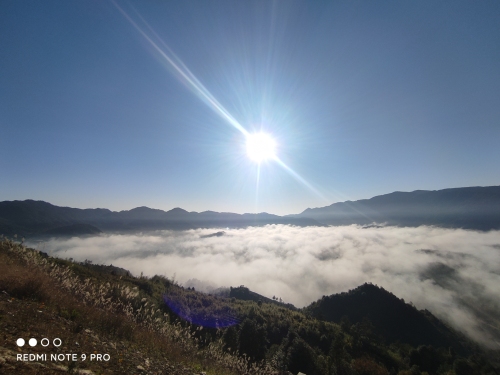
[1,185,499,237]
[0,199,320,237]
[290,185,500,230]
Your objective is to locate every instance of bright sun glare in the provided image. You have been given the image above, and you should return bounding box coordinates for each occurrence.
[246,132,276,163]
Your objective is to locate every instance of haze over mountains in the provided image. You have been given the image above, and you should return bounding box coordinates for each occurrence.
[1,185,499,237]
[291,185,500,231]
[0,200,320,237]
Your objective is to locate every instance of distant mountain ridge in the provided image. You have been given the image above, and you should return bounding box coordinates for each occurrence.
[2,185,499,236]
[0,200,320,237]
[291,185,500,230]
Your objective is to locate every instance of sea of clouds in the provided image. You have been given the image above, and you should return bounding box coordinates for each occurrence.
[29,225,500,348]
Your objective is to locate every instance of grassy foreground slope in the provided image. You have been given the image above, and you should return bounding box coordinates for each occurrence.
[0,238,498,375]
[0,239,273,375]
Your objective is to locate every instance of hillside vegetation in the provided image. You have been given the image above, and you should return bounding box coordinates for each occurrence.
[0,238,498,375]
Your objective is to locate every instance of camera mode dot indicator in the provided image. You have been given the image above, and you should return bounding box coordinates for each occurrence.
[29,338,37,347]
[16,338,25,347]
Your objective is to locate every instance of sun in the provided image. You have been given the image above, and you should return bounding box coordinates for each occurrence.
[246,132,277,163]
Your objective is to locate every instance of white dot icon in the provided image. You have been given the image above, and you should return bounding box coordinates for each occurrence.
[29,338,37,347]
[16,338,25,347]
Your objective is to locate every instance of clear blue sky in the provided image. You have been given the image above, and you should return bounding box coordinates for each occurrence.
[1,1,499,215]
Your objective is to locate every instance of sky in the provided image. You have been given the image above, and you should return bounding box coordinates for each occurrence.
[1,1,500,215]
[29,225,500,349]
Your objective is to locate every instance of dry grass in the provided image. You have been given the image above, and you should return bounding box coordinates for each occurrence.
[0,239,278,374]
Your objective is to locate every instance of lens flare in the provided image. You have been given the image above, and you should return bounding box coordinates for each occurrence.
[113,2,328,203]
[111,0,248,137]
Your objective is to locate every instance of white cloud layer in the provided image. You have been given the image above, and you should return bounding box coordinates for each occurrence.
[30,225,500,348]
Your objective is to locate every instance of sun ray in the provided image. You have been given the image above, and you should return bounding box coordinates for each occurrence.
[112,2,329,206]
[272,156,329,203]
[255,163,261,212]
[111,1,248,137]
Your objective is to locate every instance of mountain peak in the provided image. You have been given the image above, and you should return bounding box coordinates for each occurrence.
[305,283,467,352]
[166,207,189,215]
[128,206,155,212]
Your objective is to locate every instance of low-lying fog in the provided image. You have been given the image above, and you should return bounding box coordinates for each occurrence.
[28,225,500,348]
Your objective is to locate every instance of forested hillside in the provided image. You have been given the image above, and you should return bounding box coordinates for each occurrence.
[304,283,469,352]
